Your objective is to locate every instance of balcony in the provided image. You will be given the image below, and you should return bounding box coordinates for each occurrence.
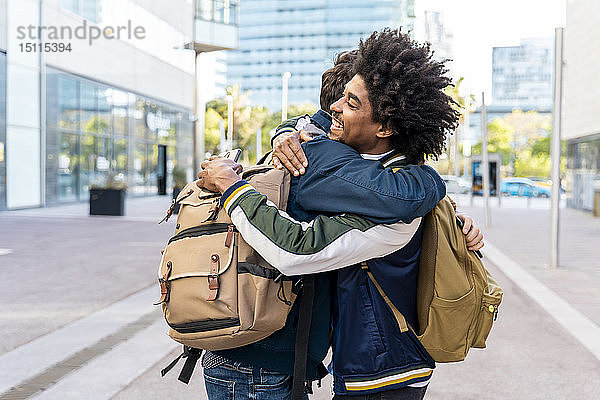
[191,0,239,52]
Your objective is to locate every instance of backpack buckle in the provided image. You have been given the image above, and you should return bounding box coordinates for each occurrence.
[207,254,220,301]
[154,261,172,305]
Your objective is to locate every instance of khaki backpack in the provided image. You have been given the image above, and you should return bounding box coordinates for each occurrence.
[364,196,503,363]
[155,165,296,352]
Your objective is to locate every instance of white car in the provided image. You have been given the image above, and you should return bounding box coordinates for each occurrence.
[441,175,470,194]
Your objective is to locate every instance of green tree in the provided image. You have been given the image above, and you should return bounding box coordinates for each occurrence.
[204,107,225,156]
[204,84,319,163]
[472,117,514,166]
[261,103,319,137]
[472,110,552,177]
[439,77,475,174]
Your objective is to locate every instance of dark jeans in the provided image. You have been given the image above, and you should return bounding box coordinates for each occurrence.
[203,361,309,400]
[333,385,428,400]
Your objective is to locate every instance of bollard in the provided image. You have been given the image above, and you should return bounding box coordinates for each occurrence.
[594,190,600,217]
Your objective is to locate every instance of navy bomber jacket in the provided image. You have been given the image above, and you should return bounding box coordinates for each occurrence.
[216,137,444,389]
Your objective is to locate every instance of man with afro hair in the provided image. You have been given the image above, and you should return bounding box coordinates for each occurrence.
[342,28,457,163]
[200,29,480,400]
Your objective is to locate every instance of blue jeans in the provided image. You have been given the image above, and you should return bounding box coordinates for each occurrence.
[203,361,309,400]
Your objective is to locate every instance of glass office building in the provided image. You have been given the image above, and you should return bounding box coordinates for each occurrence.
[0,51,5,210]
[227,0,416,110]
[45,69,194,205]
[0,0,237,210]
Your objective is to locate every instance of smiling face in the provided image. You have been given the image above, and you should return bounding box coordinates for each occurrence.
[329,74,392,154]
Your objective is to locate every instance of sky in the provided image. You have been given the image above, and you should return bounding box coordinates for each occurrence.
[414,0,566,103]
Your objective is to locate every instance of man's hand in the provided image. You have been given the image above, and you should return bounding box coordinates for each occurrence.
[272,132,308,176]
[197,156,243,194]
[457,214,484,251]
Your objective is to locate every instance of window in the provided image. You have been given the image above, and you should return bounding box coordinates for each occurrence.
[46,68,193,204]
[58,76,79,131]
[61,0,99,23]
[196,0,239,25]
[58,133,79,202]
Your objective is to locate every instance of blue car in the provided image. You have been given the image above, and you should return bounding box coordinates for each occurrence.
[501,178,539,197]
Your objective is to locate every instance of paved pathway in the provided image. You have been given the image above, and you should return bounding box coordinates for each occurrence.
[0,195,598,399]
[452,194,600,327]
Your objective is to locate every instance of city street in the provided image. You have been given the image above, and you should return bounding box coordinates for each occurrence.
[0,195,599,399]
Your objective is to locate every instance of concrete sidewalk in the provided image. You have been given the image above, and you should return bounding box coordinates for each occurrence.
[452,194,600,327]
[1,195,174,221]
[1,194,598,399]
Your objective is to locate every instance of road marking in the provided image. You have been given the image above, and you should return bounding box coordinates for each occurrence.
[0,285,158,395]
[0,312,162,400]
[0,249,12,256]
[29,319,176,400]
[483,242,600,361]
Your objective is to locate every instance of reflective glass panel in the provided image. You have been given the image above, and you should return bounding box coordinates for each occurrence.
[80,82,98,133]
[112,90,129,136]
[80,133,95,197]
[167,145,176,191]
[97,86,112,135]
[57,133,79,202]
[59,76,79,130]
[80,134,110,194]
[144,102,159,141]
[113,137,127,175]
[61,0,78,14]
[82,0,98,23]
[132,142,147,195]
[133,97,148,138]
[147,144,159,194]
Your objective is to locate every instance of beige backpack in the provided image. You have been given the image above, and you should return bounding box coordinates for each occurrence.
[155,165,296,352]
[364,196,503,363]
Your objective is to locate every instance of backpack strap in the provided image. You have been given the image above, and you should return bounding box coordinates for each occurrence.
[161,345,203,384]
[361,262,409,334]
[257,150,273,165]
[291,275,315,400]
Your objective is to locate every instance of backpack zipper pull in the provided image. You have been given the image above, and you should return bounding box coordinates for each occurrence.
[224,225,235,247]
[158,200,176,224]
[202,199,221,223]
[158,189,194,224]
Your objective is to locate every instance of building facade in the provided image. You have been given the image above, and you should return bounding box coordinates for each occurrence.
[0,0,237,210]
[227,0,416,110]
[492,38,554,109]
[564,0,600,212]
[421,10,453,72]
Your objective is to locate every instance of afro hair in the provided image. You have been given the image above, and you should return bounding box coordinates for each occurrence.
[353,28,460,163]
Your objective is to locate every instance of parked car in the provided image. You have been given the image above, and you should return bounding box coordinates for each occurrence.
[500,177,539,197]
[441,175,470,194]
[532,183,552,198]
[527,177,555,197]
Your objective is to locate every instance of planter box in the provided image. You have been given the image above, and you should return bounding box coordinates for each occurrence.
[90,189,126,216]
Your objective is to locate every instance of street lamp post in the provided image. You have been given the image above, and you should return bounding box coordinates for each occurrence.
[227,94,234,151]
[256,127,262,162]
[192,50,204,177]
[550,27,564,268]
[281,71,291,122]
[481,92,491,227]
